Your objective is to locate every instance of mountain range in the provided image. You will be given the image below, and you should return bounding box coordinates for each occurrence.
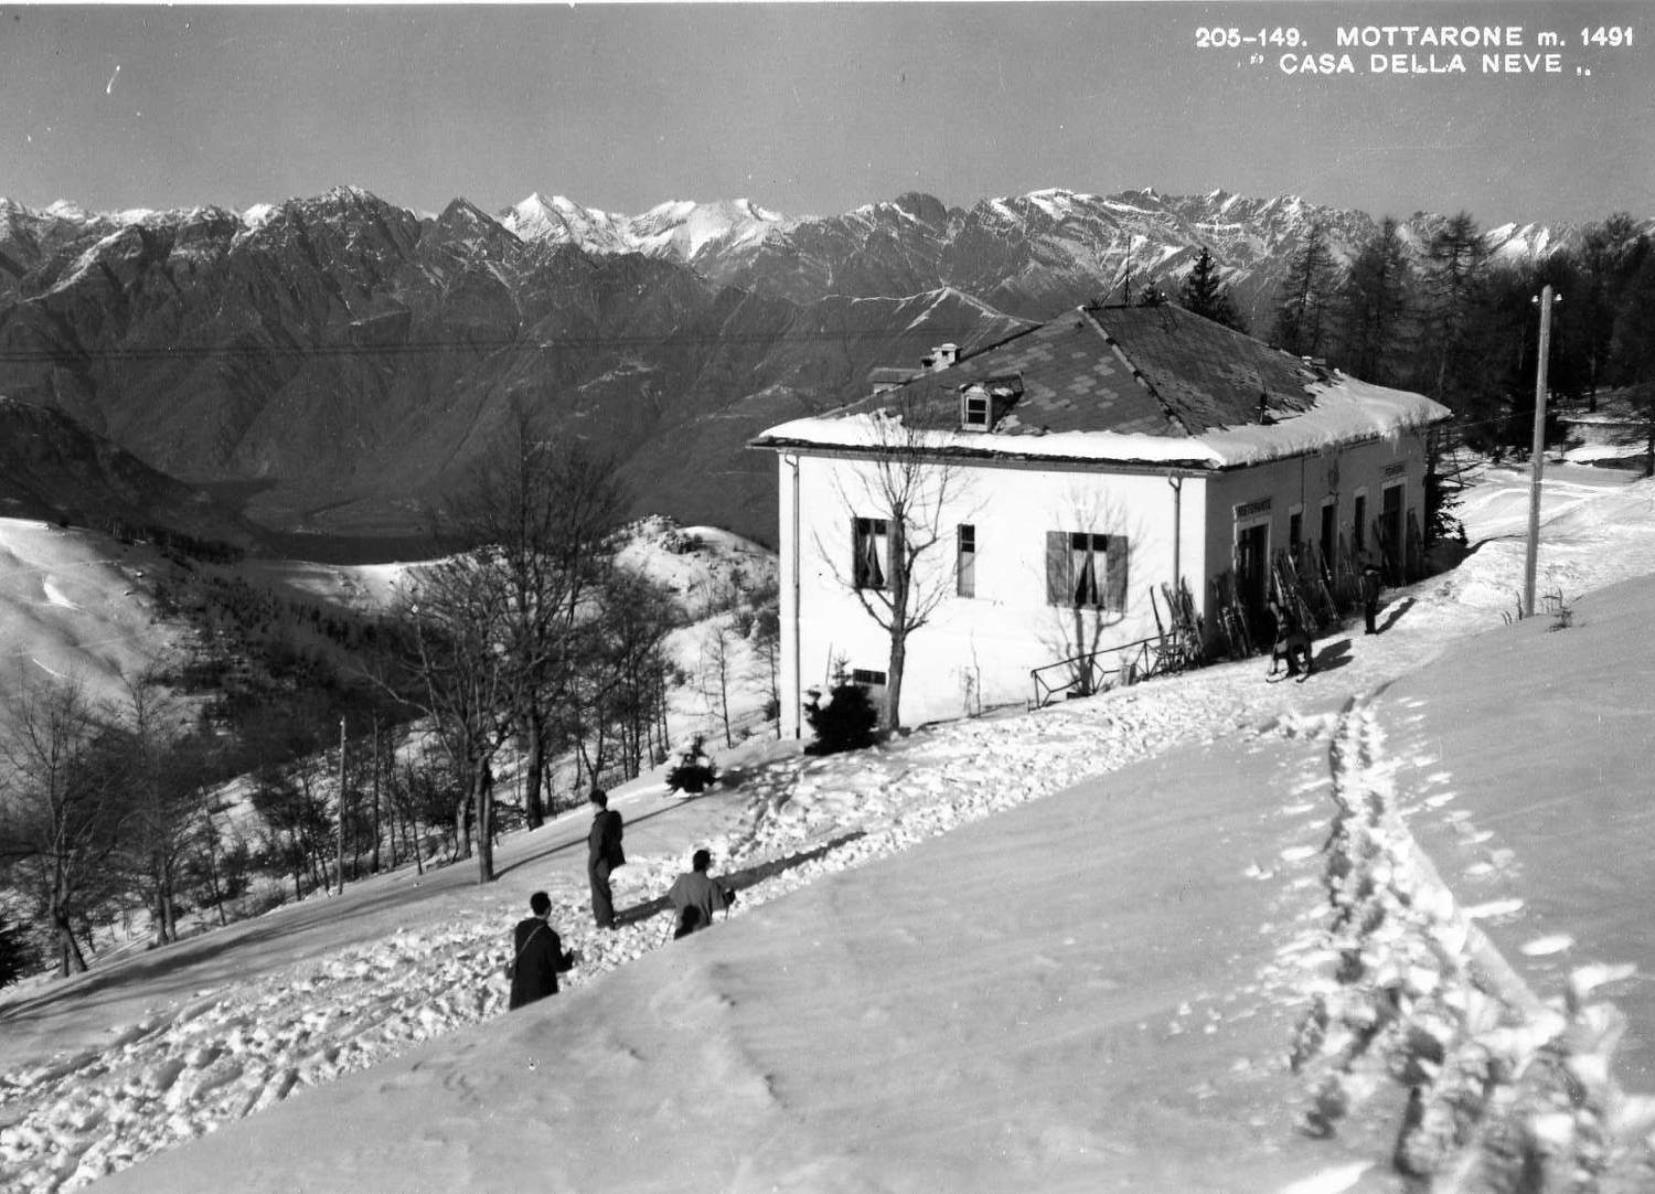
[0,185,1617,553]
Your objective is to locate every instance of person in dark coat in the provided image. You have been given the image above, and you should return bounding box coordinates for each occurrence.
[1267,597,1313,678]
[587,789,625,929]
[1360,559,1384,635]
[666,848,733,937]
[508,891,576,1011]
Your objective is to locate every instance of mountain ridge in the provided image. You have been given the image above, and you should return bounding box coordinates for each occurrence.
[0,184,1641,555]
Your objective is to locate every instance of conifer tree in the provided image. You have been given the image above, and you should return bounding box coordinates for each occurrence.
[1271,222,1339,358]
[0,911,36,989]
[1334,217,1415,386]
[1420,211,1490,407]
[1179,247,1247,332]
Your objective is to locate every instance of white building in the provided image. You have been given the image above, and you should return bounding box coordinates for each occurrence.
[750,304,1452,736]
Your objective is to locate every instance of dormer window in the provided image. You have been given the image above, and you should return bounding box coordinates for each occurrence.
[957,375,1023,433]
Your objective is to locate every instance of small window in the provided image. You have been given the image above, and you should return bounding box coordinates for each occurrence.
[1045,531,1128,612]
[1288,510,1304,558]
[1353,492,1368,556]
[961,391,990,430]
[851,668,887,686]
[1319,500,1337,562]
[853,517,889,590]
[957,524,976,597]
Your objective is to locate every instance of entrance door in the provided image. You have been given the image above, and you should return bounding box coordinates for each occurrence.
[1235,522,1270,621]
[1380,484,1404,580]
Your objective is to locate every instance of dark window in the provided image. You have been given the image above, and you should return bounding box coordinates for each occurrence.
[962,392,990,429]
[957,524,976,597]
[1380,484,1404,573]
[1289,510,1303,558]
[1045,531,1128,611]
[1353,494,1368,555]
[1319,501,1337,562]
[853,517,889,590]
[851,668,887,686]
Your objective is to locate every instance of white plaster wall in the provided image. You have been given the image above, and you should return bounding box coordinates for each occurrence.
[775,451,1208,734]
[1202,429,1434,577]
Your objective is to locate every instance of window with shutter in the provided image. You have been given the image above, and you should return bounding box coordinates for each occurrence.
[1046,531,1125,611]
[853,517,889,590]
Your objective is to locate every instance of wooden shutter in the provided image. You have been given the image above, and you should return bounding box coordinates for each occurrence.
[1105,535,1129,612]
[1045,531,1068,605]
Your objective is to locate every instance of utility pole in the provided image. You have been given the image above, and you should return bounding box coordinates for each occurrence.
[370,714,381,875]
[336,715,348,895]
[1524,285,1559,617]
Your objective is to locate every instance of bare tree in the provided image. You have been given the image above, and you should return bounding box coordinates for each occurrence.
[578,567,678,783]
[105,674,209,946]
[697,617,737,749]
[441,406,628,828]
[818,399,970,733]
[0,671,119,976]
[400,554,514,884]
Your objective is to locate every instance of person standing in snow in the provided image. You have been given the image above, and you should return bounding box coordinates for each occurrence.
[1360,558,1384,635]
[508,891,577,1010]
[666,848,734,938]
[588,789,625,929]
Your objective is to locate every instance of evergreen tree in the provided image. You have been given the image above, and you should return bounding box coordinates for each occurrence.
[0,911,38,989]
[1271,222,1339,357]
[1179,247,1248,332]
[1419,211,1490,408]
[1577,213,1649,407]
[1606,234,1655,474]
[1334,217,1415,386]
[803,666,879,755]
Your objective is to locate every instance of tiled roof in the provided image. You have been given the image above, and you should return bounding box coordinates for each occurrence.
[752,305,1450,469]
[838,305,1316,438]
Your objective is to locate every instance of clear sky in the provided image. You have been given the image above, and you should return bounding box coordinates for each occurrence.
[1,2,1649,229]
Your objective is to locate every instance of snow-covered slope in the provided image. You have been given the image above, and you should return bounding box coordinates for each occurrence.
[5,463,1655,1191]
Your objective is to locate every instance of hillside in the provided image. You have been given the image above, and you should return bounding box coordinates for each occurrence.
[2,461,1654,1191]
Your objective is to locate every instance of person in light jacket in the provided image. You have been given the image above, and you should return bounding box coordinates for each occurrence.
[587,789,625,929]
[667,848,734,938]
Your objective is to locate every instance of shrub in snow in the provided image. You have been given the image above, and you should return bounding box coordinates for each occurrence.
[665,735,718,795]
[803,679,879,756]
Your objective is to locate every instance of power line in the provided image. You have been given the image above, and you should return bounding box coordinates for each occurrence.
[0,322,1021,366]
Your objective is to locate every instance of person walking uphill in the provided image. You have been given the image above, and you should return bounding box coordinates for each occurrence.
[588,789,625,930]
[508,891,577,1010]
[667,848,735,938]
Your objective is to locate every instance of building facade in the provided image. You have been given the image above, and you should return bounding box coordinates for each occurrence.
[752,305,1451,735]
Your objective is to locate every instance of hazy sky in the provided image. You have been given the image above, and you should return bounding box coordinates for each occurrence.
[1,2,1649,228]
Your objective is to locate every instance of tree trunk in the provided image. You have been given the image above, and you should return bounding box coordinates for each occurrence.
[454,791,472,861]
[473,757,495,884]
[883,626,906,734]
[523,713,546,829]
[53,909,88,977]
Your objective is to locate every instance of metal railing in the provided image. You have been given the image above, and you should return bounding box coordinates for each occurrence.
[1029,633,1176,710]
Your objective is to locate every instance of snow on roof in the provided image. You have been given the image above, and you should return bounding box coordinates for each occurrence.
[752,305,1450,470]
